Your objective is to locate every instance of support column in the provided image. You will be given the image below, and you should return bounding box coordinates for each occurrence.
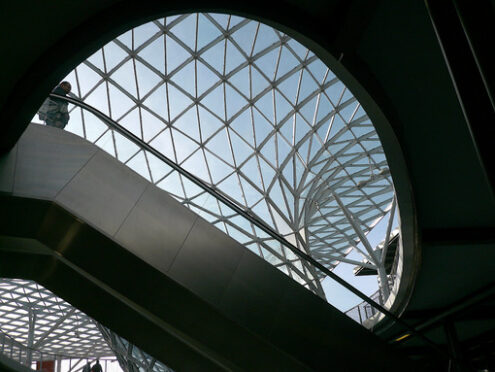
[56,355,62,372]
[332,190,390,303]
[443,320,463,372]
[26,308,36,366]
[376,267,390,305]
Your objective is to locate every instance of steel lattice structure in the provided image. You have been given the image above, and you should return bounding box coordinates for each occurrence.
[36,13,399,298]
[0,278,173,372]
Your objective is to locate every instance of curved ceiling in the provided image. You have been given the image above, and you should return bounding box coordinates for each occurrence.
[52,13,397,296]
[0,279,172,371]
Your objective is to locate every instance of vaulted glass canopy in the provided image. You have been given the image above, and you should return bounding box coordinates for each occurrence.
[49,13,398,302]
[0,279,172,371]
[0,280,111,358]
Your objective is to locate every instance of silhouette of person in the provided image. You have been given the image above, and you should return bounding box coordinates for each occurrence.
[91,358,103,372]
[38,81,72,129]
[82,361,91,372]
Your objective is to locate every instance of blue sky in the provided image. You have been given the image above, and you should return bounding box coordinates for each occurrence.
[35,13,398,315]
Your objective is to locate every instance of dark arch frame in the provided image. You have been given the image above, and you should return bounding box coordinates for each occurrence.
[0,0,419,327]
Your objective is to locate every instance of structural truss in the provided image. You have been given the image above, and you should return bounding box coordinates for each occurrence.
[0,279,172,372]
[48,13,397,298]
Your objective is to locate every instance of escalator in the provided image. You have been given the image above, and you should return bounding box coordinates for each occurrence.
[0,123,413,371]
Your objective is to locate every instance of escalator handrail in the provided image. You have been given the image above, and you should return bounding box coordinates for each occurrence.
[49,93,443,354]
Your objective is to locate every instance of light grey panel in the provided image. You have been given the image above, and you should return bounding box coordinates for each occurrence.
[13,124,98,198]
[56,150,148,236]
[115,184,198,273]
[168,218,244,304]
[0,144,17,193]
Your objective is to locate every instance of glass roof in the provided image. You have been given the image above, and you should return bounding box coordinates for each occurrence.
[0,278,172,371]
[51,13,395,296]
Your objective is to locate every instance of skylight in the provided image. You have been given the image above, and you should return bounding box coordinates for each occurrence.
[37,13,399,305]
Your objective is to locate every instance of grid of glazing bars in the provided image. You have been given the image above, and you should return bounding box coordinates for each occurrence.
[55,13,395,295]
[0,279,173,371]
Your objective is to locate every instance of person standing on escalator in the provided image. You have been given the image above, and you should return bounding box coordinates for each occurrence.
[91,358,103,372]
[37,81,72,129]
[82,361,91,372]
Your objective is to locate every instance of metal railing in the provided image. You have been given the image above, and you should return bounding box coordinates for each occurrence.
[0,330,116,371]
[0,331,37,368]
[345,241,402,325]
[345,290,381,325]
